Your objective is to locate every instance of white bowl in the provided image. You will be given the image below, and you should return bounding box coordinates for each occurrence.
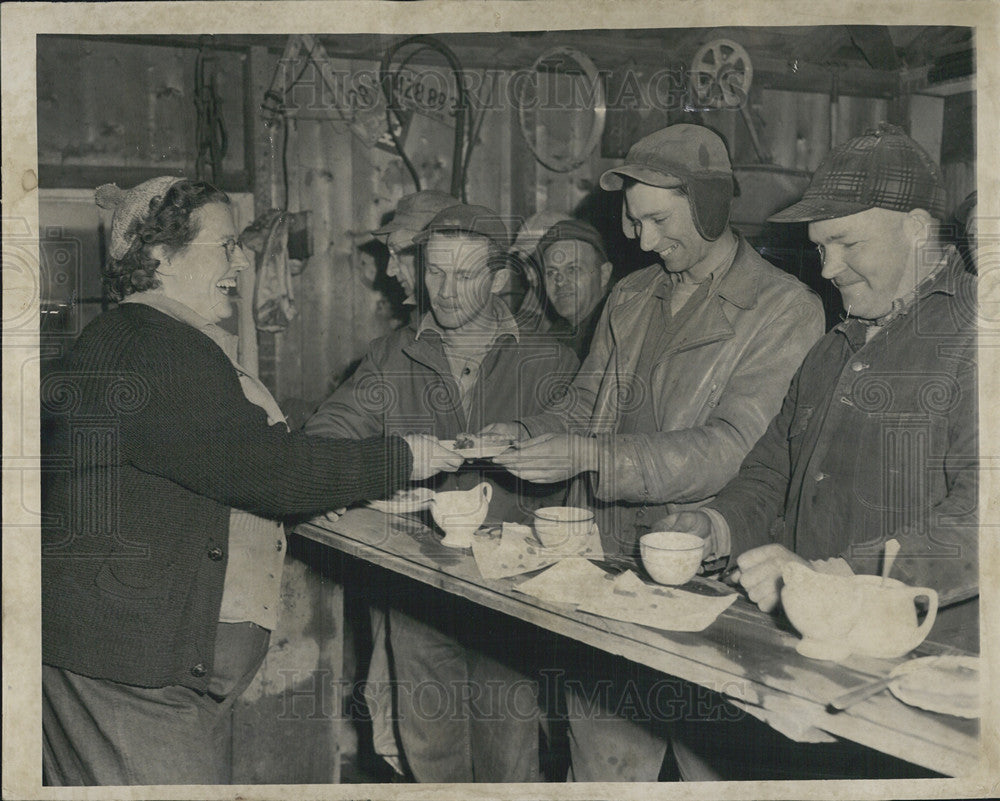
[639,531,704,585]
[533,506,594,549]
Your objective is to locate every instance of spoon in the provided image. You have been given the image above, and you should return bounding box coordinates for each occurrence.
[827,674,897,712]
[827,652,952,713]
[881,538,900,586]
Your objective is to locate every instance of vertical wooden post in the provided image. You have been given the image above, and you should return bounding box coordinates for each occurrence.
[509,70,537,220]
[909,94,945,164]
[248,45,279,394]
[887,78,912,133]
[328,569,345,784]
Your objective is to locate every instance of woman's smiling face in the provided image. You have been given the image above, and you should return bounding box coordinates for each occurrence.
[153,202,250,323]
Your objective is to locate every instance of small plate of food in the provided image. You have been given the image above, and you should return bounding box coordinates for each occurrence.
[441,433,517,460]
[888,655,980,718]
[367,487,436,514]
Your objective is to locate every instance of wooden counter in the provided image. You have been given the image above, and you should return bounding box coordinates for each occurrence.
[296,508,980,778]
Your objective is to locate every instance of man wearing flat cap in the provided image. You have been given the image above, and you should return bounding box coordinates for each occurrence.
[487,123,825,780]
[307,204,578,782]
[656,123,977,780]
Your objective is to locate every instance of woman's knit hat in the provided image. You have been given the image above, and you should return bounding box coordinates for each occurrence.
[95,176,182,260]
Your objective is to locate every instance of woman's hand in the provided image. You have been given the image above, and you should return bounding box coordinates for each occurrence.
[403,434,464,481]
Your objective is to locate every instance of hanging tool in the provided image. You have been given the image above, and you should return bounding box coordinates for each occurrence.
[194,41,228,183]
[379,35,471,199]
[516,46,607,173]
[262,34,376,209]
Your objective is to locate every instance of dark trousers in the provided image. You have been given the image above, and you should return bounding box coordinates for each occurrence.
[42,622,270,786]
[383,575,545,783]
[388,607,540,782]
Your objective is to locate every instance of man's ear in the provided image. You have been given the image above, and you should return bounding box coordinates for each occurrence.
[490,268,512,294]
[599,261,613,291]
[903,208,934,241]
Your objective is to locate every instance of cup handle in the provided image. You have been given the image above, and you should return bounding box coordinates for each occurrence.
[907,587,939,651]
[480,482,493,507]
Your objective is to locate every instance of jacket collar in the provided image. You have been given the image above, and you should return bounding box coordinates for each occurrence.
[833,246,962,343]
[619,232,759,307]
[714,236,762,310]
[609,232,759,360]
[404,299,519,375]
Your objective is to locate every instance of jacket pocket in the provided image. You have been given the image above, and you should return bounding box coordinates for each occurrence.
[94,556,171,600]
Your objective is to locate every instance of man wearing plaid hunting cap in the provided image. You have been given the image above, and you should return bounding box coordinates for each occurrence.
[307,201,578,782]
[656,123,978,779]
[485,123,825,781]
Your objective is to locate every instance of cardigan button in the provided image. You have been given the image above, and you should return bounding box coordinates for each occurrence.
[275,540,284,552]
[191,663,207,678]
[207,546,224,561]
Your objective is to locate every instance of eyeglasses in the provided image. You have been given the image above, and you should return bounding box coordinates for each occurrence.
[222,238,244,261]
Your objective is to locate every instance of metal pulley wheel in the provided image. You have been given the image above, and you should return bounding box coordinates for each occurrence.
[690,39,754,109]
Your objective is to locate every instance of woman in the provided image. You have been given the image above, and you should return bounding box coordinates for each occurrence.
[40,177,462,785]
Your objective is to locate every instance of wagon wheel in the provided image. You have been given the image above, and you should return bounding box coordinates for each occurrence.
[690,38,754,109]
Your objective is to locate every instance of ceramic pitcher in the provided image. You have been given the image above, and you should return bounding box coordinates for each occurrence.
[429,482,492,549]
[781,561,865,661]
[847,576,938,659]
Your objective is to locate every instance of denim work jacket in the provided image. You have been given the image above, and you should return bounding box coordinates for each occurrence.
[711,253,978,650]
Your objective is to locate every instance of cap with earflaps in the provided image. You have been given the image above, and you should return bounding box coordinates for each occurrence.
[413,204,511,250]
[768,122,947,223]
[95,176,183,260]
[599,124,735,241]
[372,190,457,239]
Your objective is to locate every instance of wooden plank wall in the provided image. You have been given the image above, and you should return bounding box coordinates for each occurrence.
[266,60,951,408]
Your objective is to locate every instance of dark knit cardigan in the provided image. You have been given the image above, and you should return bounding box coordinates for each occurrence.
[41,303,412,691]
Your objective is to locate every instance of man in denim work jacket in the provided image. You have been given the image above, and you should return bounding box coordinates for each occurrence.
[657,124,978,779]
